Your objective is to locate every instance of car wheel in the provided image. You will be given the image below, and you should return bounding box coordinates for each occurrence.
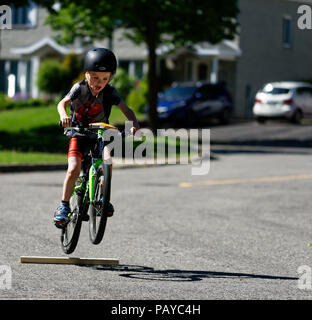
[291,110,303,124]
[256,117,267,124]
[186,110,198,128]
[218,108,231,124]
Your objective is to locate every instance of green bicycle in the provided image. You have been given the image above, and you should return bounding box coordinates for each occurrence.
[60,122,121,254]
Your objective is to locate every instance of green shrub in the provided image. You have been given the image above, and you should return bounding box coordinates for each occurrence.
[126,78,148,113]
[72,71,85,85]
[0,93,12,109]
[0,92,49,111]
[110,68,135,99]
[37,59,68,96]
[63,53,83,86]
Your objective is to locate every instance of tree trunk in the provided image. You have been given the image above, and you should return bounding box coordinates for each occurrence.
[146,24,159,134]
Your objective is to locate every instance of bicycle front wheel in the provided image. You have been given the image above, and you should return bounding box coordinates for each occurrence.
[61,183,83,254]
[89,163,111,245]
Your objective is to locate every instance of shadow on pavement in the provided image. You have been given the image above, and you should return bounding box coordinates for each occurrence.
[79,264,298,282]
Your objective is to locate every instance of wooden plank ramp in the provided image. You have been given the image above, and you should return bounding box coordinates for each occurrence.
[20,256,119,266]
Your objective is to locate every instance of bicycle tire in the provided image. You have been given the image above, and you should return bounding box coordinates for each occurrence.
[89,163,111,245]
[60,182,84,254]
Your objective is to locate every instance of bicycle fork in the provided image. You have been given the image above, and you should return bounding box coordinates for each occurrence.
[88,159,103,204]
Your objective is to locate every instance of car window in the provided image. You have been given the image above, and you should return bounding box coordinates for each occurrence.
[261,85,290,95]
[198,85,221,99]
[296,87,312,96]
[161,86,196,100]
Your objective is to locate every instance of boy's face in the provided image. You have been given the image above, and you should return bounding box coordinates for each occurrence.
[85,71,111,95]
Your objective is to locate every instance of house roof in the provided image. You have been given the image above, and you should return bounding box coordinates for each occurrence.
[11,37,83,57]
[10,35,241,62]
[157,40,241,60]
[194,40,242,59]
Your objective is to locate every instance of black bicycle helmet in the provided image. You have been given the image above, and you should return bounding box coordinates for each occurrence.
[84,48,117,74]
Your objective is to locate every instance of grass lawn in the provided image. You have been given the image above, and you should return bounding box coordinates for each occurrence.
[0,105,196,165]
[0,104,144,133]
[0,105,145,164]
[0,150,67,164]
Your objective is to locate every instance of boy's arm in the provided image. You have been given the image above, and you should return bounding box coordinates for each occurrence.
[117,100,140,133]
[57,96,72,127]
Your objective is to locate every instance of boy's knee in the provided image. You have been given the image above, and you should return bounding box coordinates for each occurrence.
[67,164,80,179]
[67,156,81,178]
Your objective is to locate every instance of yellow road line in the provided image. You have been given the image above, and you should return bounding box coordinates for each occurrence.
[179,174,312,188]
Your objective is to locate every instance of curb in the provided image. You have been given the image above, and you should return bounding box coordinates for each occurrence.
[0,163,68,173]
[0,154,218,173]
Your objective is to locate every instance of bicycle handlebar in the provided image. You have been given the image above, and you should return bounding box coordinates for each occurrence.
[60,121,143,141]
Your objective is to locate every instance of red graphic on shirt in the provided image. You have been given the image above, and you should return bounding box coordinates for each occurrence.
[75,102,103,123]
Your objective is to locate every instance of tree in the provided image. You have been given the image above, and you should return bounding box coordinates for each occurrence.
[32,0,239,132]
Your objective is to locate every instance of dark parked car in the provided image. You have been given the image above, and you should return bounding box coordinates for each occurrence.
[155,82,233,126]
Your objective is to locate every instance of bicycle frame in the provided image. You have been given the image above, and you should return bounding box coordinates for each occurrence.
[60,121,141,253]
[70,123,116,208]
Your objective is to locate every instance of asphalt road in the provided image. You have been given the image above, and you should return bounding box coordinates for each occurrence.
[209,119,312,147]
[1,121,312,302]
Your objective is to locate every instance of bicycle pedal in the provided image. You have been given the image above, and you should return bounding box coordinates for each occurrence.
[54,221,66,229]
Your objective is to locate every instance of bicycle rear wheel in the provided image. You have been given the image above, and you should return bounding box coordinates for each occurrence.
[89,163,111,245]
[60,182,84,254]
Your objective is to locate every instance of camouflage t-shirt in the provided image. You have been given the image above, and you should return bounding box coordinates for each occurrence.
[65,79,121,125]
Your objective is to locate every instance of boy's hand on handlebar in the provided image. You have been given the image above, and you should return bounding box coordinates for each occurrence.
[129,127,143,141]
[130,126,142,137]
[60,116,72,127]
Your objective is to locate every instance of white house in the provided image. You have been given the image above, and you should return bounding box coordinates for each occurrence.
[1,0,312,117]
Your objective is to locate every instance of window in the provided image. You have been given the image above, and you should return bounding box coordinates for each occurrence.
[197,85,221,100]
[282,16,293,48]
[162,86,196,100]
[119,60,130,72]
[261,86,290,95]
[11,1,37,27]
[186,61,193,81]
[0,61,6,93]
[134,61,144,79]
[197,63,208,81]
[296,87,312,96]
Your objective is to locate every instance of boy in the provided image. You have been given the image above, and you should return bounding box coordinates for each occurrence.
[54,48,140,228]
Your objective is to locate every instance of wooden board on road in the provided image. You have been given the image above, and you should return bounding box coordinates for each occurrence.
[20,256,119,266]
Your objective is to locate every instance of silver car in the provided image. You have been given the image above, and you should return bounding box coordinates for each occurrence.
[252,81,312,123]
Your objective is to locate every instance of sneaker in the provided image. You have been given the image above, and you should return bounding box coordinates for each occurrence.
[97,198,114,217]
[54,205,71,228]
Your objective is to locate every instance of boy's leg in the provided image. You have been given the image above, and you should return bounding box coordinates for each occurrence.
[62,156,82,202]
[54,156,81,227]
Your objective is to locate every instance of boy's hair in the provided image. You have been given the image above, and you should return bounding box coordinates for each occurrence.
[84,48,117,74]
